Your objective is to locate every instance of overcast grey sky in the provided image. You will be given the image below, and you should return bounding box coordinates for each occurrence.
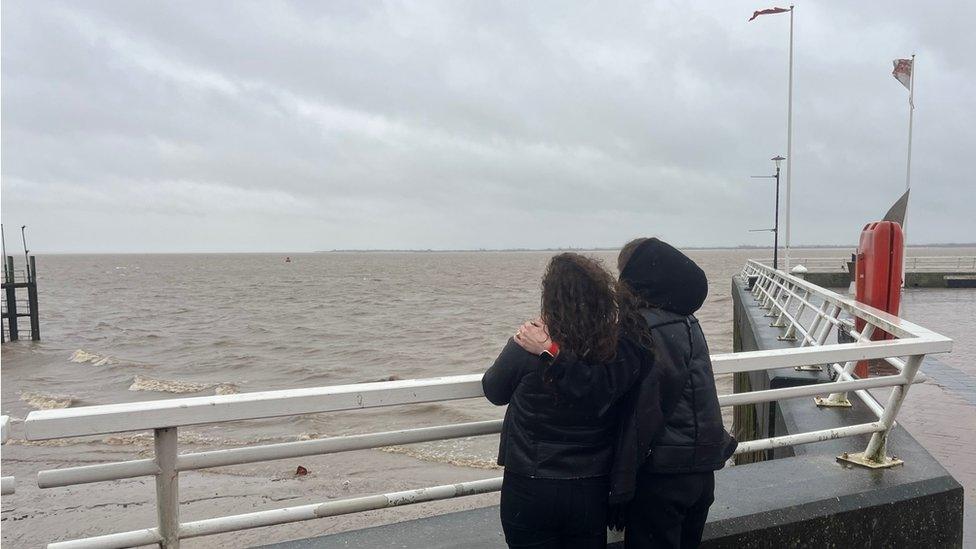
[2,1,973,252]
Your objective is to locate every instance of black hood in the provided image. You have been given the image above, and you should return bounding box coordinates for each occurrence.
[619,238,708,315]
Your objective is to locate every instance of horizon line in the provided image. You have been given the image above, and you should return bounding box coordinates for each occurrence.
[18,242,976,255]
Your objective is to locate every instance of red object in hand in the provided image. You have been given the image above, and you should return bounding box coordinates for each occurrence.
[546,341,560,356]
[853,221,904,378]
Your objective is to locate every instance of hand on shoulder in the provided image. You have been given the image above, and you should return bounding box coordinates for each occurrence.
[514,318,552,355]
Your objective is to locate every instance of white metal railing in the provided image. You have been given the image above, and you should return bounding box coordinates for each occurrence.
[756,255,976,273]
[755,257,851,272]
[740,259,951,459]
[12,264,952,548]
[1,415,13,495]
[903,255,976,272]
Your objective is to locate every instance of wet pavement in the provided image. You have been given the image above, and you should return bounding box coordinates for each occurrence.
[891,359,976,546]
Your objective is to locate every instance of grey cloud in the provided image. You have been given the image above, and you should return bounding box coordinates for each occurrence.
[2,0,974,252]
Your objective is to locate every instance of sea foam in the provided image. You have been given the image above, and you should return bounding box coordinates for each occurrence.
[20,391,75,409]
[69,349,115,366]
[129,375,238,395]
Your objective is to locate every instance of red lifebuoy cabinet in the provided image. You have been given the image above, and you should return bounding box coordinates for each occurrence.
[853,221,904,378]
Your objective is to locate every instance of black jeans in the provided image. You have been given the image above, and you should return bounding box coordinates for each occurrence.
[624,469,714,549]
[500,470,609,548]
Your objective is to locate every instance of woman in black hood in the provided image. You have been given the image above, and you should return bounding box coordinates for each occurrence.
[613,237,736,548]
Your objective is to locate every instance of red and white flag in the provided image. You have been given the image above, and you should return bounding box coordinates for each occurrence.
[749,7,790,21]
[892,58,912,90]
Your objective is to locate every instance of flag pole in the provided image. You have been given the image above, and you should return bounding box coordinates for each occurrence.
[784,5,795,271]
[902,53,915,288]
[905,53,915,193]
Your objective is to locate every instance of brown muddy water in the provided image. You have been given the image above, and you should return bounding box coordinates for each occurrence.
[1,247,973,546]
[3,247,974,455]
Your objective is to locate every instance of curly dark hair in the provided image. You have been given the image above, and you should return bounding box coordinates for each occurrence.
[541,253,619,364]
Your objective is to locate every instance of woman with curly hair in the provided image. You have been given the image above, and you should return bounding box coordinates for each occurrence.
[482,252,651,548]
[534,239,736,549]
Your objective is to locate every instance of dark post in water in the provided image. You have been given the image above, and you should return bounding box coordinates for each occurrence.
[1,254,41,342]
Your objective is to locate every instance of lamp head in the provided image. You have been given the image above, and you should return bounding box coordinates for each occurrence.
[771,155,785,170]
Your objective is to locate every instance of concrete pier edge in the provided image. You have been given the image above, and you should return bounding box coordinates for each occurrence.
[803,269,974,289]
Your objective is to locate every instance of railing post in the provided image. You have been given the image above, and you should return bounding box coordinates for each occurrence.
[799,301,829,347]
[155,427,181,548]
[757,274,771,304]
[815,324,876,406]
[817,306,841,344]
[763,283,783,315]
[780,289,810,341]
[794,304,839,371]
[753,273,767,299]
[838,354,925,468]
[771,285,794,326]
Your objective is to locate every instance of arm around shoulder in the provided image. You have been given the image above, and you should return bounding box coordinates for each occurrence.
[548,339,645,415]
[482,338,536,405]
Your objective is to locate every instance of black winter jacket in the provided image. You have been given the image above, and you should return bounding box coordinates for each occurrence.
[482,338,640,479]
[632,309,734,473]
[617,239,736,502]
[555,238,737,504]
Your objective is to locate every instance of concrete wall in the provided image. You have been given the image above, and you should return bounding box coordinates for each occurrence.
[803,270,973,288]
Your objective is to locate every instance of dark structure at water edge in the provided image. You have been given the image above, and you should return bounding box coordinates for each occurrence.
[2,255,40,342]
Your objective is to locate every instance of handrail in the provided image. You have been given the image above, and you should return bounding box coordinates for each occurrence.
[26,374,485,440]
[754,257,851,271]
[1,415,14,495]
[14,262,954,548]
[742,260,946,452]
[24,339,946,441]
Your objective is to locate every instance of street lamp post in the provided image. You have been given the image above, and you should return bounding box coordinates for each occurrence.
[772,156,783,270]
[751,156,786,270]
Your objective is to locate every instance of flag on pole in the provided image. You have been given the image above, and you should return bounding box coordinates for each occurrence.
[892,58,914,108]
[749,7,790,21]
[892,59,912,90]
[749,4,795,269]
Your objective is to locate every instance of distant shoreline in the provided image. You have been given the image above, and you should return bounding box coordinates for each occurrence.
[317,243,976,253]
[28,243,976,255]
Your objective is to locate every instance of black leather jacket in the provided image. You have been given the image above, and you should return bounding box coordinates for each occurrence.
[482,338,639,479]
